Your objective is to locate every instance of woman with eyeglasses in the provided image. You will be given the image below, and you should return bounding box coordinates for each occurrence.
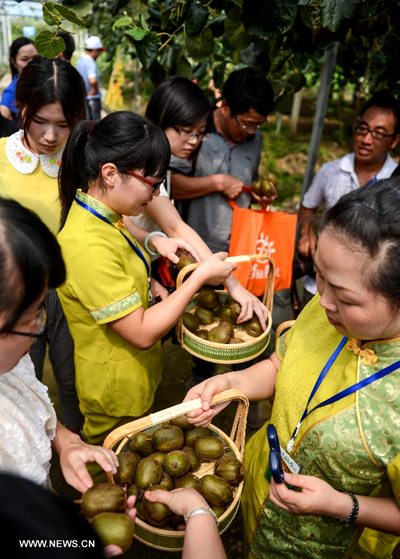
[125,76,269,329]
[57,111,236,467]
[0,56,86,435]
[0,198,125,493]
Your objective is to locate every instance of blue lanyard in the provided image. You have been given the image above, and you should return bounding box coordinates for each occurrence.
[74,197,150,277]
[287,336,400,452]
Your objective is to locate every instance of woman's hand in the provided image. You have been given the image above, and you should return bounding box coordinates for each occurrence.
[150,278,169,301]
[144,487,208,520]
[183,374,233,427]
[55,427,119,493]
[251,185,278,208]
[224,276,269,329]
[194,252,236,286]
[269,473,353,519]
[151,235,200,264]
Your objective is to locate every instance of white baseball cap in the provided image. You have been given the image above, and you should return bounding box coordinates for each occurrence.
[84,36,105,51]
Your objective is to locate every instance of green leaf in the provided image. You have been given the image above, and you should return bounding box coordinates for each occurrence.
[35,30,65,58]
[186,28,215,61]
[110,0,130,17]
[161,9,171,29]
[113,16,133,28]
[225,7,252,49]
[186,3,209,37]
[62,0,92,18]
[42,2,63,26]
[320,0,361,32]
[131,0,149,18]
[207,15,226,37]
[164,0,176,9]
[140,13,149,31]
[242,0,298,39]
[213,62,225,89]
[135,33,159,69]
[148,59,167,86]
[54,4,85,25]
[125,27,147,41]
[176,55,192,79]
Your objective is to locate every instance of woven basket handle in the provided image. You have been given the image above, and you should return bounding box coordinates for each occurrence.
[176,256,275,343]
[103,389,249,457]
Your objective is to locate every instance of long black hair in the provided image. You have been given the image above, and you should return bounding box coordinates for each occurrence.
[0,198,66,332]
[58,111,171,228]
[9,37,35,77]
[145,76,211,130]
[16,57,86,147]
[320,177,400,307]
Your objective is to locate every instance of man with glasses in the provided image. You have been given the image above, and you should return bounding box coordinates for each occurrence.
[171,67,274,254]
[298,95,400,301]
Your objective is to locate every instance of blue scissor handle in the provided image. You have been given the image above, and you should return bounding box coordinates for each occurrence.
[267,424,281,455]
[269,448,285,484]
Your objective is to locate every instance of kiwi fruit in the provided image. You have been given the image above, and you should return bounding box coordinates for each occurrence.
[159,471,174,490]
[150,451,167,466]
[245,315,263,337]
[195,307,215,325]
[198,475,233,507]
[143,485,172,526]
[81,484,125,519]
[195,436,225,461]
[177,255,195,271]
[219,305,236,325]
[183,446,201,472]
[128,432,155,458]
[184,427,211,448]
[152,425,184,452]
[197,289,219,310]
[91,512,133,552]
[230,302,242,320]
[164,450,190,478]
[208,324,231,344]
[194,329,209,340]
[173,472,199,490]
[115,451,141,486]
[134,457,162,490]
[229,337,245,344]
[214,455,246,485]
[183,312,200,333]
[170,415,192,430]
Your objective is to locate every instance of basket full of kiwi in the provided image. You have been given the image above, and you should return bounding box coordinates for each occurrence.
[103,389,249,551]
[176,256,274,364]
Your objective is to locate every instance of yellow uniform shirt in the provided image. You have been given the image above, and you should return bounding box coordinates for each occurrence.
[57,191,162,440]
[0,134,61,235]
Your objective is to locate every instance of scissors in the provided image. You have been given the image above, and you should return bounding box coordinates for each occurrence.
[267,424,285,484]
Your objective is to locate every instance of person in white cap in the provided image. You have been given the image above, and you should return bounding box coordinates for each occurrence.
[76,36,105,121]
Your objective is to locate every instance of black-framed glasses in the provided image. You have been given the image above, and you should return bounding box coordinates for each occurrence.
[234,114,265,131]
[355,124,397,142]
[172,126,205,141]
[0,306,47,338]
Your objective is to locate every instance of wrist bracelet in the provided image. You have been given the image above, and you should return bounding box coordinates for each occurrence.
[184,507,219,527]
[144,231,167,256]
[338,493,359,525]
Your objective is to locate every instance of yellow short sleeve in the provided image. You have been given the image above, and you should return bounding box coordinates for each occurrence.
[387,454,400,506]
[275,320,295,361]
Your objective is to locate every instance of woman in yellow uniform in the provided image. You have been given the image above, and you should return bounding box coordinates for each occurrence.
[0,56,85,433]
[57,111,236,454]
[185,178,400,558]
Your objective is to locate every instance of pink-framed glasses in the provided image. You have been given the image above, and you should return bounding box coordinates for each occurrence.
[125,170,163,193]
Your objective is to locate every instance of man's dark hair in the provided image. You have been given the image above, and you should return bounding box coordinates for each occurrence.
[222,68,274,117]
[55,31,75,61]
[360,94,400,134]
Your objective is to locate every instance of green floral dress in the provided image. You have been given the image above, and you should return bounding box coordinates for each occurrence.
[241,295,400,558]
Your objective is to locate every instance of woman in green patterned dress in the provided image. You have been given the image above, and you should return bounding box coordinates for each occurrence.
[184,178,400,558]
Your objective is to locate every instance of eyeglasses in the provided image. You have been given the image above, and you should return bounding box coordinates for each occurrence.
[0,306,47,338]
[172,126,205,141]
[355,124,397,142]
[125,170,163,193]
[234,114,266,131]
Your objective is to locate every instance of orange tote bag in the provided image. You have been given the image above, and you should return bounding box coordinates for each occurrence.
[228,202,297,295]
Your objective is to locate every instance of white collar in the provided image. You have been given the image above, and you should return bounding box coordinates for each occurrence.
[5,130,64,178]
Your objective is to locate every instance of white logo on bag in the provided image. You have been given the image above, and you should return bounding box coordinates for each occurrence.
[250,233,280,279]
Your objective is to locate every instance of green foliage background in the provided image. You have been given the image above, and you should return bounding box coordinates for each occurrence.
[28,0,400,108]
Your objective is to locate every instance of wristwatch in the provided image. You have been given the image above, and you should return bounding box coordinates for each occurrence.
[338,493,359,525]
[184,507,219,527]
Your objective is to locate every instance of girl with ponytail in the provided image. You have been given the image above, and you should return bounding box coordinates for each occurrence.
[57,111,235,468]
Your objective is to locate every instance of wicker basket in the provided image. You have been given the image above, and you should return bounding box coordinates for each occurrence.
[176,255,274,364]
[103,389,249,552]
